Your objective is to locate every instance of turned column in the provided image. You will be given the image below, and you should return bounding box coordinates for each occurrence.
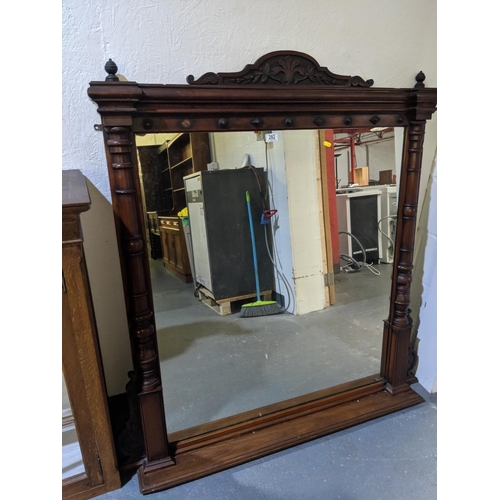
[103,123,173,468]
[381,119,427,394]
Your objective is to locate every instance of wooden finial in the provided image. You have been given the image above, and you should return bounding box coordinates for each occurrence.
[414,71,426,89]
[105,59,119,82]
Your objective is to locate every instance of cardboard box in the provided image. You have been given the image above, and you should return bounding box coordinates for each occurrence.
[378,170,393,185]
[354,167,369,186]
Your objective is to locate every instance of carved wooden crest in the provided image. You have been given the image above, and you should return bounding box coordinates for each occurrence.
[187,50,374,87]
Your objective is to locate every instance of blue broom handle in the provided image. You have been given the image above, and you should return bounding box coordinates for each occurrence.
[246,191,261,302]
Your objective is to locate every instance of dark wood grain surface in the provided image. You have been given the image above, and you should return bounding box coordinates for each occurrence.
[87,51,437,494]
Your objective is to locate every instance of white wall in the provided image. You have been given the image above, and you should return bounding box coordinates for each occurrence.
[62,0,437,396]
[410,153,437,393]
[211,132,266,171]
[282,130,327,314]
[335,134,397,187]
[359,139,396,182]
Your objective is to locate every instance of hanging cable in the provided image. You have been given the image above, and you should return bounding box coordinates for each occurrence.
[239,152,289,306]
[378,215,396,251]
[242,164,266,210]
[263,139,295,312]
[264,225,293,312]
[238,142,293,311]
[338,231,380,276]
[339,231,365,273]
[364,262,381,276]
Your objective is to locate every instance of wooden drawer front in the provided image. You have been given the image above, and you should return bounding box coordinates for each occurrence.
[161,229,184,272]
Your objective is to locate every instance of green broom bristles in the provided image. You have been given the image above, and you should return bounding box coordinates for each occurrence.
[240,300,284,317]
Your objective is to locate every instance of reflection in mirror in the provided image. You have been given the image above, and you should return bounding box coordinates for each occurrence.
[135,127,402,437]
[62,373,84,480]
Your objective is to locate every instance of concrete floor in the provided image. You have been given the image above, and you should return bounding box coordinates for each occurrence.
[150,258,394,434]
[95,382,437,500]
[93,261,437,499]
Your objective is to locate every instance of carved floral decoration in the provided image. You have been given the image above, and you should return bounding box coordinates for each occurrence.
[187,52,374,87]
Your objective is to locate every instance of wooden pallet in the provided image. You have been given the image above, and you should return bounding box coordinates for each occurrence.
[197,286,272,316]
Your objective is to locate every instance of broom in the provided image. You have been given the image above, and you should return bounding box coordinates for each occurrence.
[241,191,284,318]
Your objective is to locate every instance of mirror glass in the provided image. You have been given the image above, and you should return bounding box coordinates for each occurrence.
[135,127,403,438]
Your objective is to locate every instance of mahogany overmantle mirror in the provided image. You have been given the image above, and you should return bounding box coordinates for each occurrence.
[88,51,436,494]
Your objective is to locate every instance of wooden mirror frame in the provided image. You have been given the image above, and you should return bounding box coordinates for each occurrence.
[88,51,437,494]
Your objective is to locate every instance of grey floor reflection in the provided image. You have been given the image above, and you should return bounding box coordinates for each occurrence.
[151,258,392,435]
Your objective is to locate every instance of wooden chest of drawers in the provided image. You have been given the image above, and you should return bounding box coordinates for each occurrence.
[158,216,192,283]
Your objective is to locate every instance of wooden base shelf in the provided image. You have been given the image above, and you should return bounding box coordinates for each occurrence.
[137,383,423,494]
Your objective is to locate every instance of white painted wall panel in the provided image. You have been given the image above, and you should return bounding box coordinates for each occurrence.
[283,130,326,314]
[411,154,437,393]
